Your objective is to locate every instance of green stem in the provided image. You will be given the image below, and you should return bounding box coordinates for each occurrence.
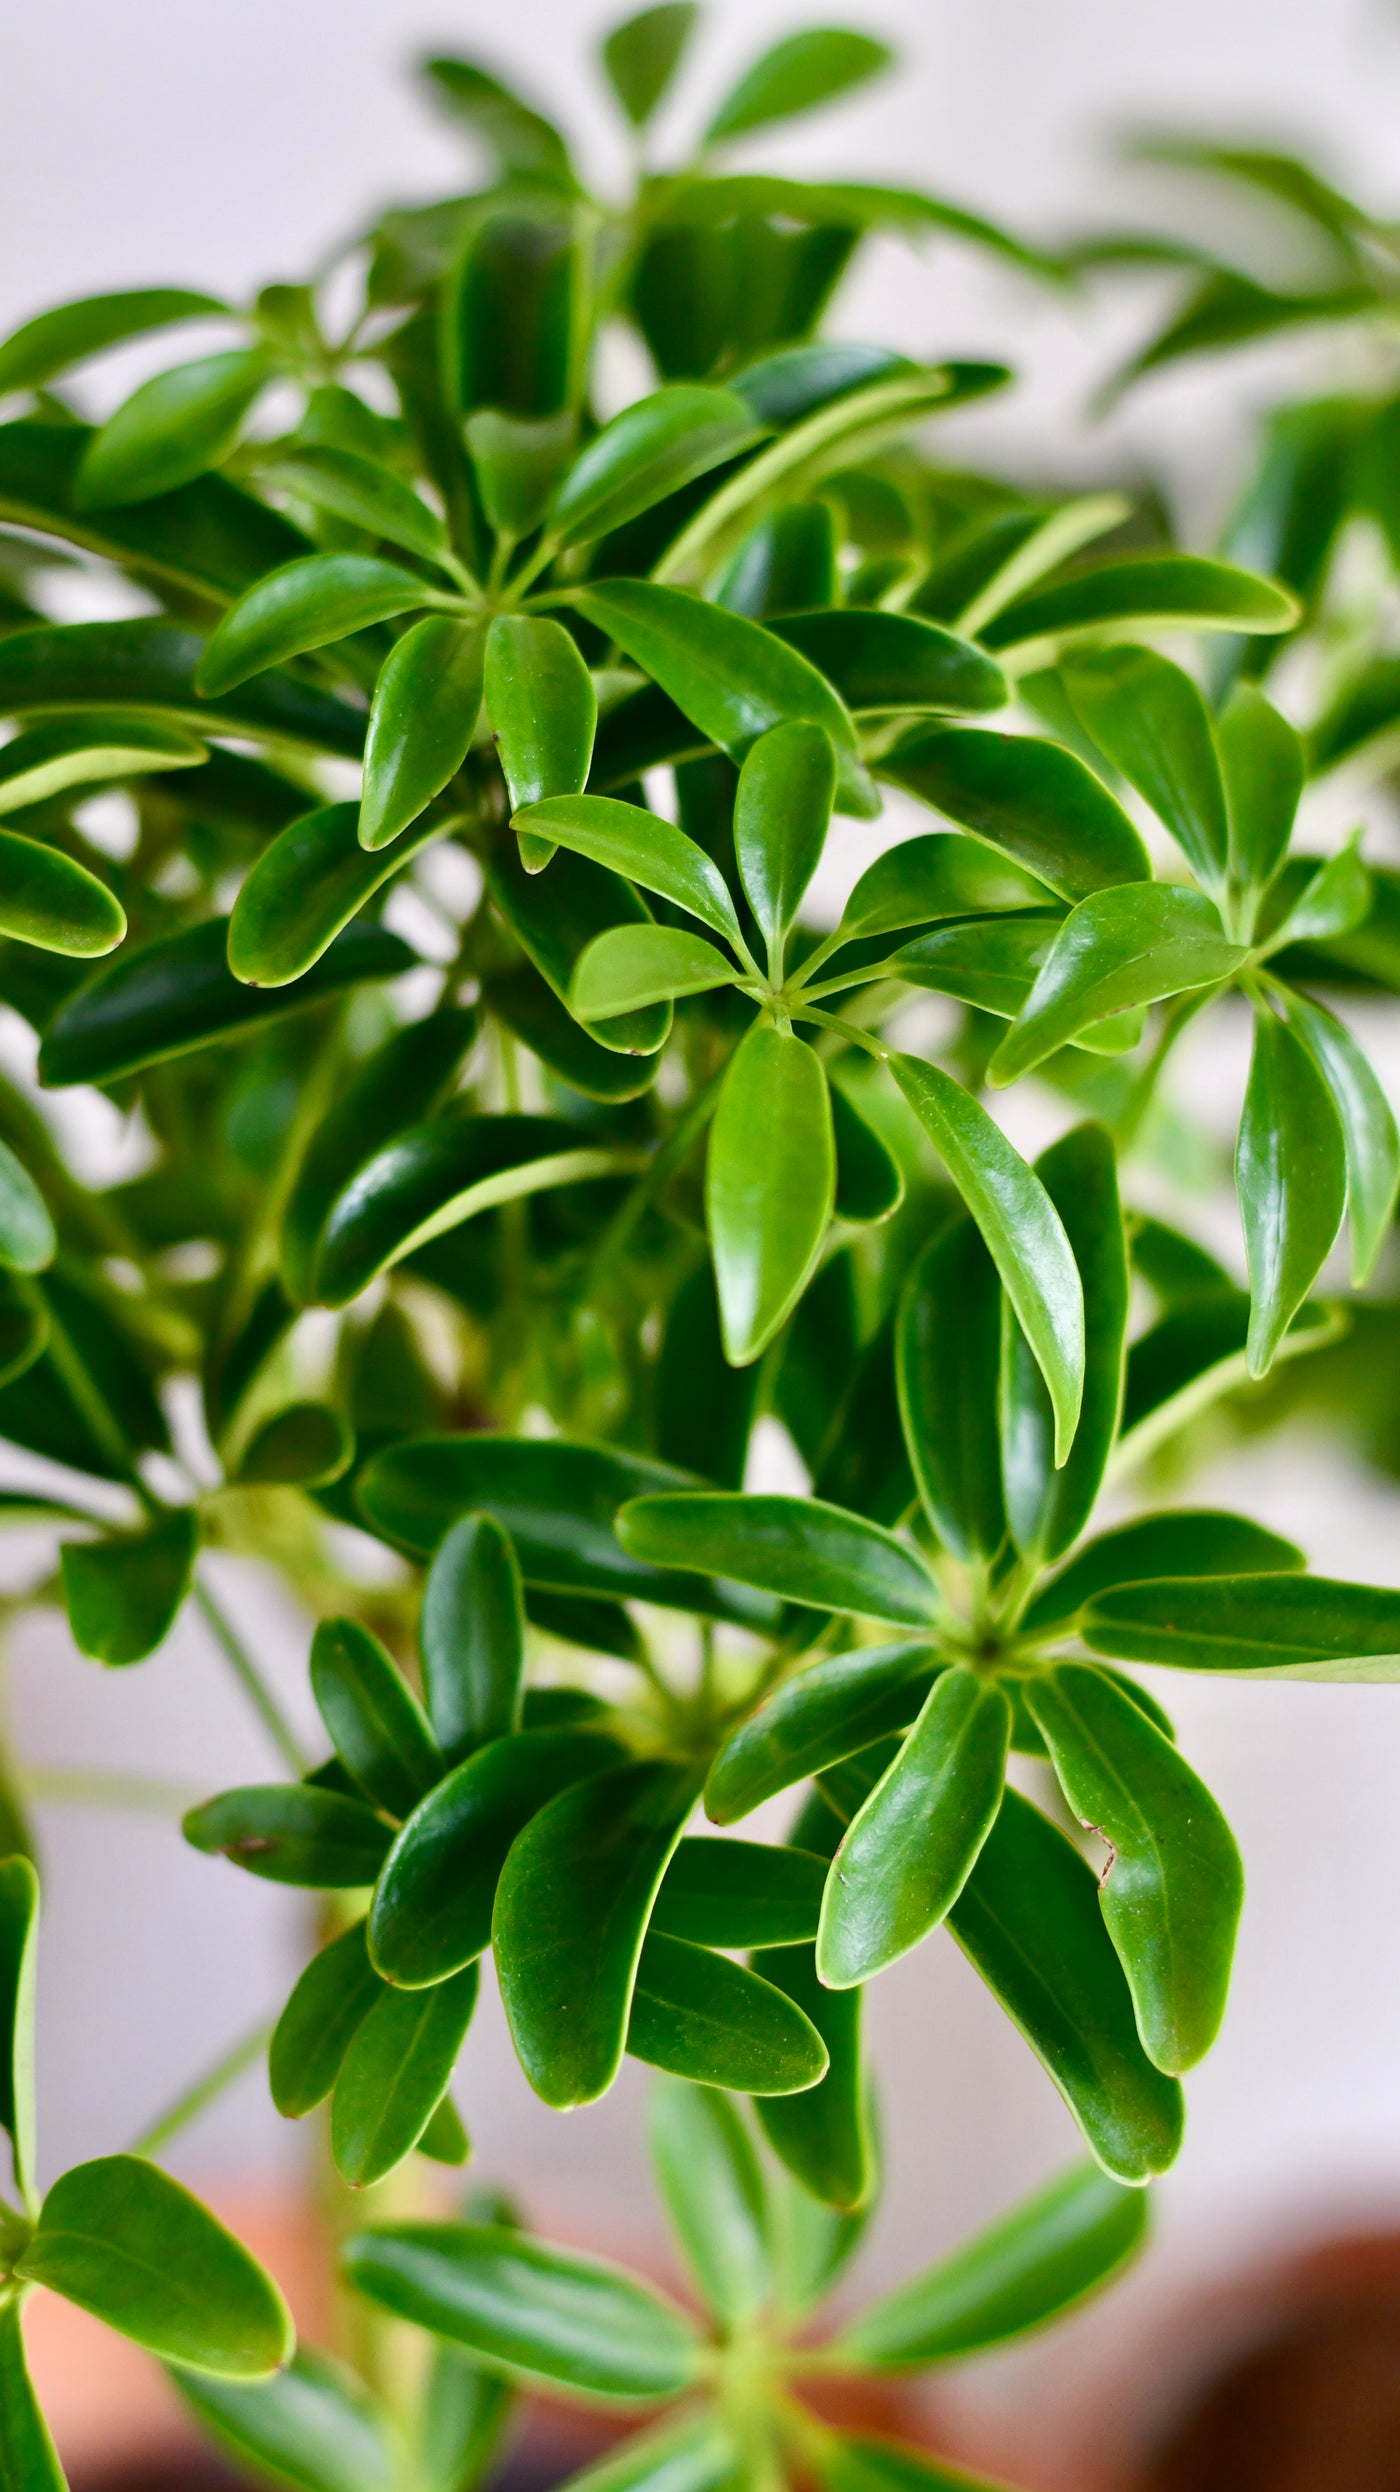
[130,2020,273,2159]
[194,1578,310,1775]
[786,1003,891,1063]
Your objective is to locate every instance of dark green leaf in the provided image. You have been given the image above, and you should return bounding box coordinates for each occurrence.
[485,615,594,874]
[831,1081,904,1223]
[75,350,274,508]
[879,727,1149,902]
[310,1618,440,1819]
[550,388,764,548]
[572,924,740,1021]
[359,619,485,852]
[989,887,1243,1087]
[1023,1509,1304,1635]
[651,1839,827,1947]
[269,1921,383,2118]
[0,2299,67,2492]
[487,838,671,1056]
[0,1145,55,1277]
[60,1507,198,1667]
[999,1124,1128,1562]
[628,1931,828,2093]
[540,2421,737,2492]
[1286,989,1400,1284]
[416,2093,470,2167]
[1061,647,1229,888]
[647,2077,771,2325]
[896,1219,1004,1560]
[485,960,662,1102]
[235,1402,353,1487]
[1218,684,1302,893]
[705,30,892,141]
[175,2349,396,2492]
[184,1784,391,1888]
[1083,1572,1400,1679]
[734,721,835,970]
[0,829,125,960]
[602,4,699,126]
[17,2156,293,2378]
[705,1643,939,1825]
[706,1022,834,1366]
[227,800,442,987]
[772,609,1007,718]
[619,1492,939,1625]
[511,795,741,942]
[421,1514,526,1766]
[332,1965,479,2187]
[466,410,575,541]
[752,1944,873,2210]
[197,556,429,697]
[0,617,364,757]
[0,288,227,395]
[1237,1003,1346,1376]
[0,714,207,814]
[719,502,838,618]
[0,1856,38,2206]
[259,447,448,563]
[1260,837,1370,954]
[981,556,1299,660]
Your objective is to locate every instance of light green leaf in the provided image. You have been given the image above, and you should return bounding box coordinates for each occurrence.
[835,832,1052,945]
[420,1514,526,1766]
[0,1857,39,2209]
[814,2432,1019,2492]
[549,387,764,548]
[602,4,700,126]
[981,555,1299,665]
[989,886,1244,1087]
[228,799,446,986]
[1285,989,1400,1284]
[1023,1509,1304,1635]
[466,411,576,541]
[0,827,126,959]
[998,1123,1128,1563]
[516,795,741,941]
[60,1508,198,1667]
[1083,1572,1400,1679]
[1258,834,1371,954]
[0,714,206,815]
[0,2298,67,2492]
[706,1022,834,1365]
[197,555,430,696]
[1237,1003,1346,1376]
[259,447,449,563]
[485,614,595,872]
[359,618,485,852]
[0,1146,55,1277]
[628,1932,829,2094]
[619,1493,940,1625]
[704,29,892,141]
[1061,646,1229,888]
[0,287,228,396]
[75,349,274,508]
[570,925,740,1021]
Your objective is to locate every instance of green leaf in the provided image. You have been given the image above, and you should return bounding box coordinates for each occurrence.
[1027,1662,1243,2073]
[1260,836,1371,954]
[706,1022,835,1366]
[734,721,836,972]
[889,1056,1085,1462]
[0,714,207,815]
[259,447,449,563]
[542,2421,737,2492]
[310,1619,440,1819]
[891,915,1060,1021]
[549,387,764,548]
[39,917,413,1089]
[313,1112,623,1305]
[705,29,892,141]
[719,501,838,617]
[878,727,1149,902]
[1023,1509,1304,1635]
[357,1434,779,1624]
[1061,647,1229,888]
[494,1760,696,2107]
[368,1729,622,1987]
[998,1124,1128,1563]
[838,2159,1148,2367]
[466,410,576,541]
[651,1840,828,1947]
[485,616,595,874]
[235,1401,353,1487]
[896,1219,1004,1561]
[1237,1003,1347,1377]
[332,1964,480,2188]
[511,795,741,942]
[831,1082,904,1224]
[197,556,430,697]
[569,584,875,818]
[359,620,485,852]
[0,828,126,960]
[17,2155,293,2379]
[487,959,664,1101]
[1285,990,1400,1284]
[421,1514,526,1766]
[0,287,228,395]
[705,1644,939,1825]
[183,1784,392,1888]
[571,924,740,1021]
[647,2078,771,2325]
[602,4,699,126]
[0,1857,39,2207]
[269,1921,383,2118]
[60,1508,198,1666]
[487,838,672,1056]
[0,2299,68,2492]
[817,1668,1010,1988]
[423,59,577,187]
[619,1493,940,1625]
[814,2432,1016,2492]
[345,2220,701,2398]
[1218,684,1302,892]
[175,2348,396,2492]
[771,2170,868,2319]
[416,2094,470,2167]
[227,799,443,987]
[0,616,365,757]
[980,555,1300,663]
[771,610,1007,718]
[989,887,1244,1087]
[628,1931,828,2093]
[752,1945,873,2210]
[1083,1572,1400,1679]
[0,1145,54,1277]
[75,349,274,508]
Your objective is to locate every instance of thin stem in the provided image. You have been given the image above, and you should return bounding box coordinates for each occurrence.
[194,1578,310,1775]
[130,2020,272,2159]
[25,1766,203,1816]
[796,956,909,1003]
[786,1003,891,1064]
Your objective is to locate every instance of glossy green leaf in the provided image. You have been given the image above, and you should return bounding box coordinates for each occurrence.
[705,1643,939,1825]
[602,4,699,126]
[269,1921,383,2118]
[651,1839,827,1947]
[706,1022,835,1366]
[512,795,741,942]
[1027,1662,1242,2073]
[0,287,227,395]
[359,619,485,852]
[465,410,576,540]
[890,1056,1084,1463]
[817,1669,1010,1989]
[620,1493,939,1625]
[647,2077,771,2325]
[39,917,413,1088]
[705,29,892,141]
[0,828,126,960]
[896,1219,1003,1560]
[550,388,763,548]
[1285,989,1400,1284]
[0,615,364,756]
[998,1123,1128,1563]
[0,2299,67,2492]
[344,2220,701,2399]
[772,2167,869,2319]
[175,2349,396,2492]
[197,555,430,697]
[734,721,836,971]
[1260,836,1371,954]
[1084,1572,1400,1679]
[1062,647,1229,888]
[421,1514,525,1767]
[75,349,274,508]
[831,1081,904,1224]
[61,1507,198,1667]
[485,615,595,873]
[1218,684,1303,892]
[494,1759,696,2106]
[947,1789,1185,2183]
[1023,1509,1304,1635]
[720,502,839,617]
[332,1964,480,2187]
[260,447,448,563]
[416,2093,470,2167]
[228,800,442,987]
[1238,1003,1347,1377]
[891,914,1058,1020]
[752,1944,873,2210]
[572,924,741,1021]
[570,583,875,818]
[17,2155,293,2379]
[0,1856,39,2207]
[310,1618,440,1819]
[0,1145,54,1277]
[815,2431,1016,2492]
[183,1784,392,1888]
[0,714,207,814]
[368,1729,621,1987]
[628,1931,828,2093]
[773,609,1007,718]
[980,555,1299,662]
[879,727,1149,902]
[487,838,672,1056]
[235,1401,353,1487]
[989,887,1244,1087]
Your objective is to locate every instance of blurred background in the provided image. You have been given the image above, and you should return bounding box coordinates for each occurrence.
[6,1,1400,2485]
